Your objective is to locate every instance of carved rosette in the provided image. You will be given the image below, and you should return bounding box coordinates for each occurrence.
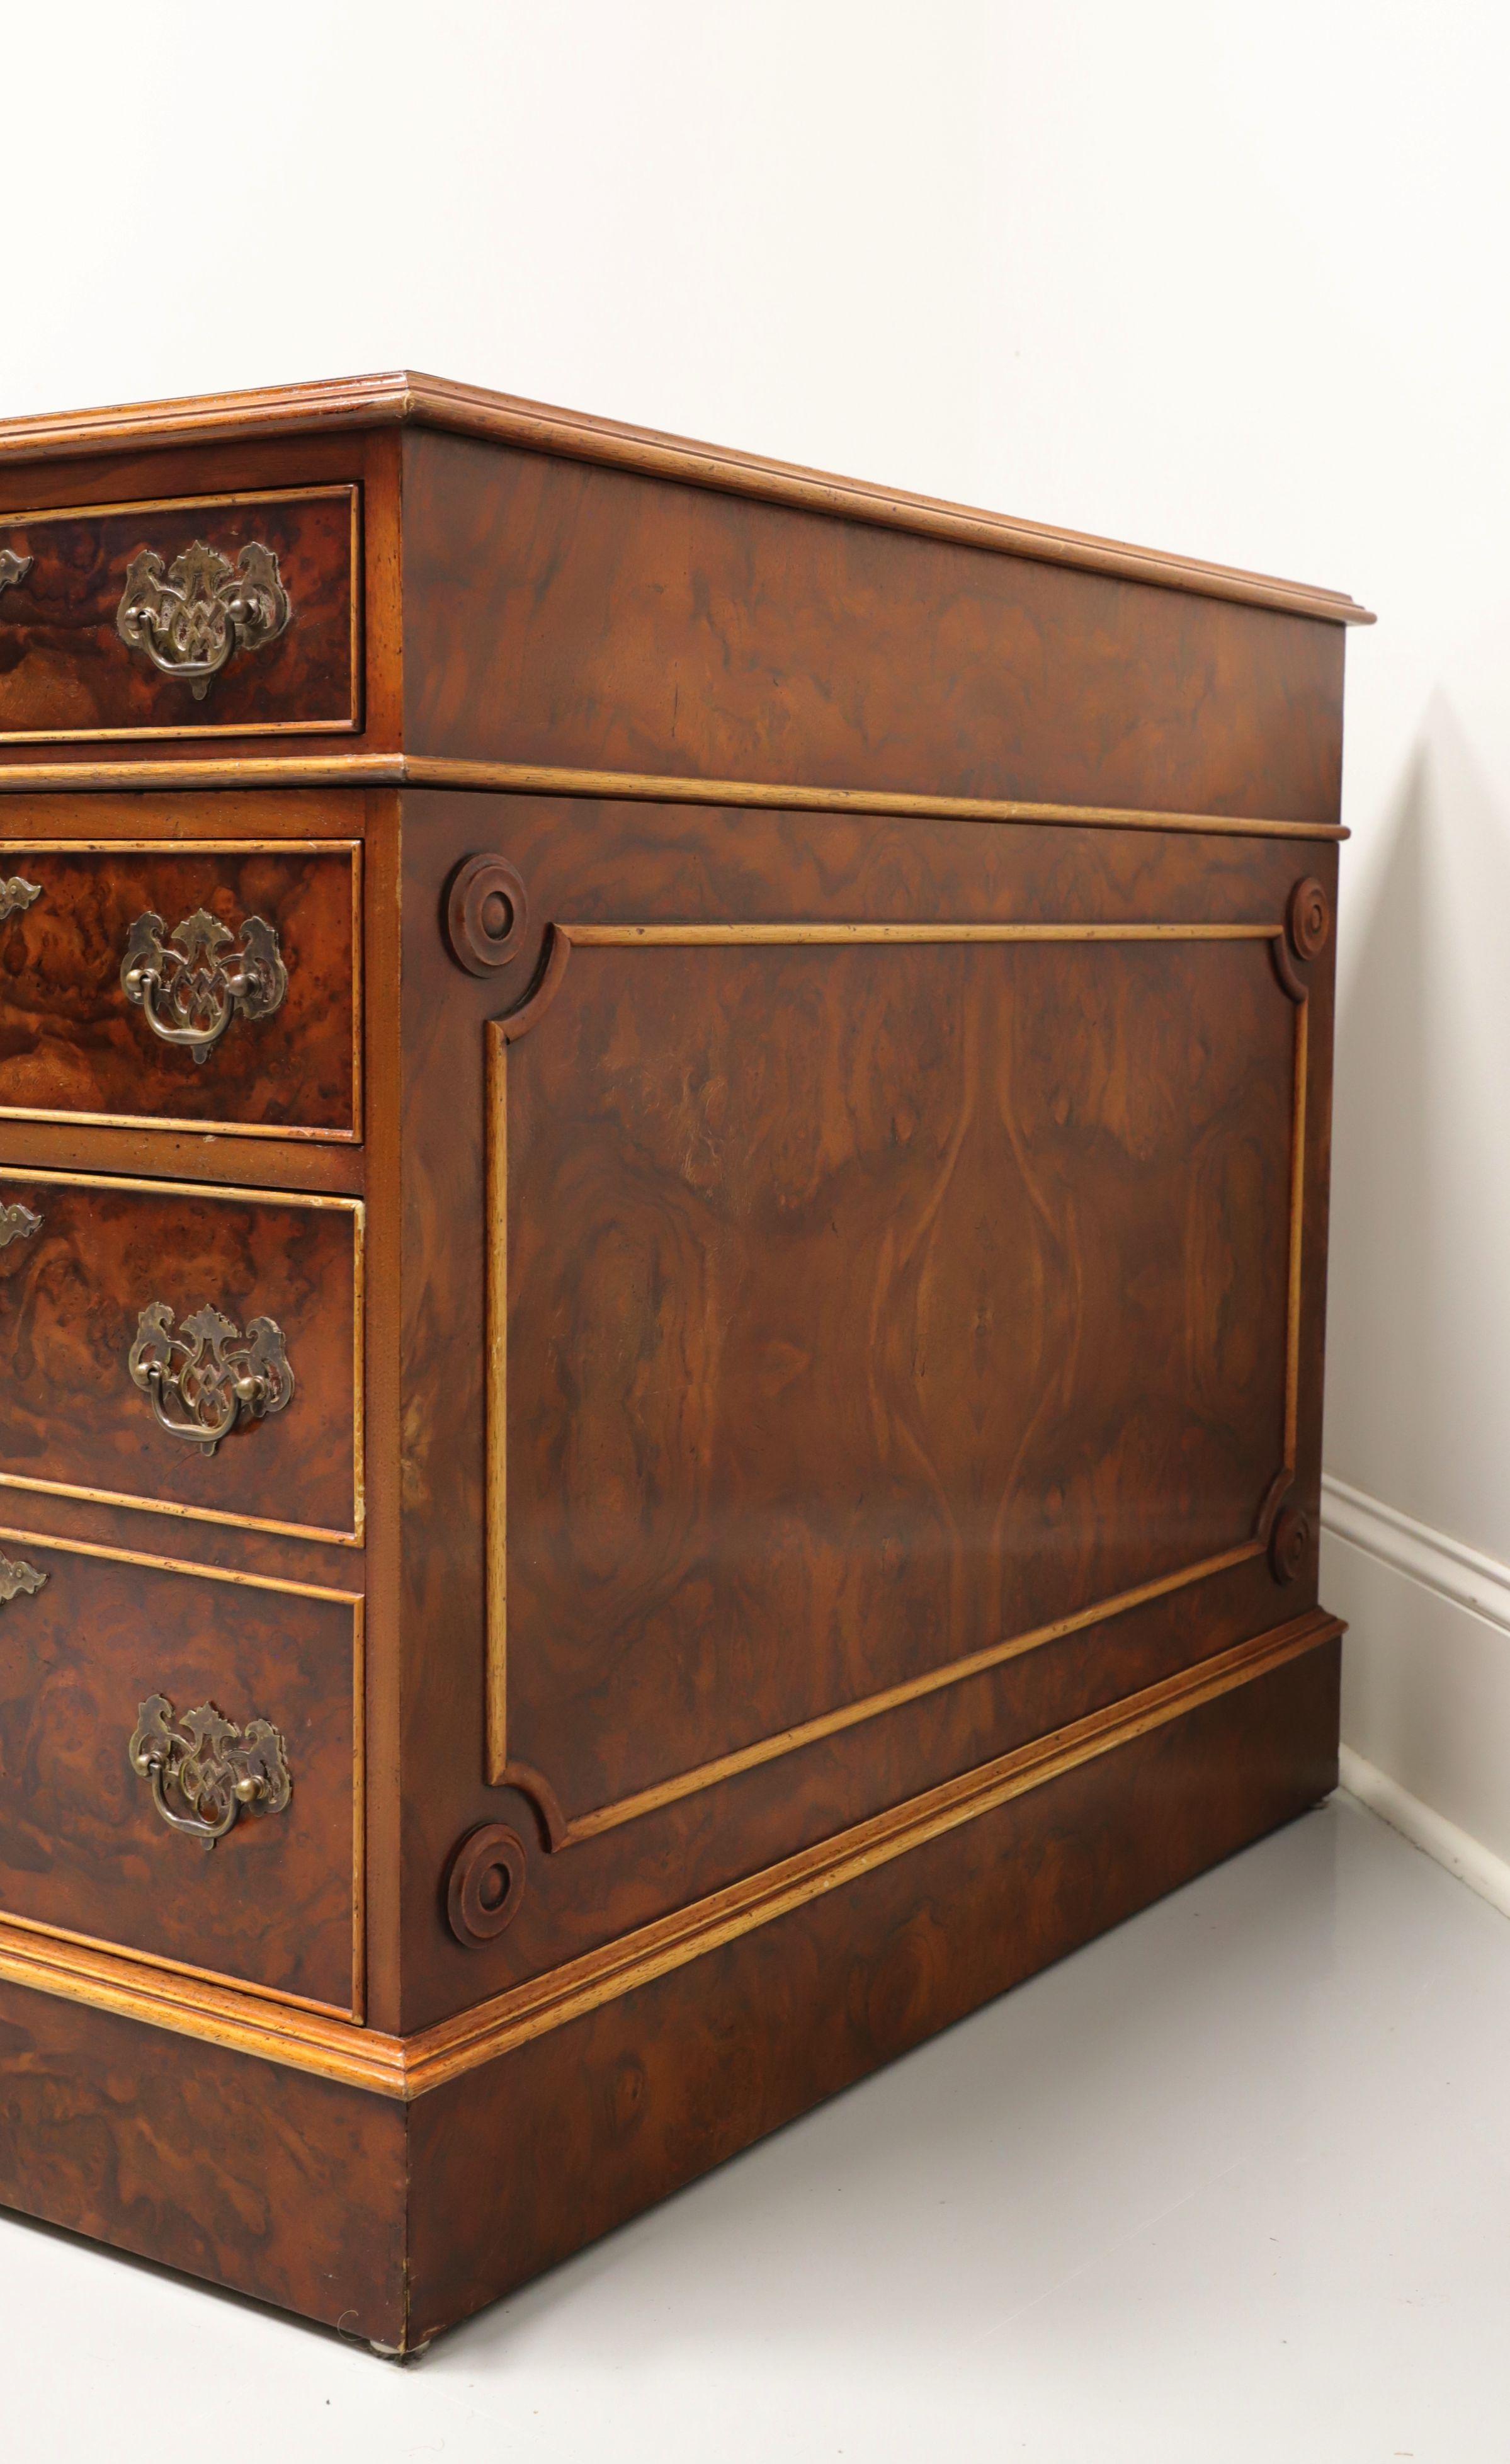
[1286,878,1331,963]
[1269,1502,1313,1583]
[445,855,529,978]
[446,1823,528,1943]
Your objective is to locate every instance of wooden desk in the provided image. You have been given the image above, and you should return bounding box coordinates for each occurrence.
[0,373,1370,2349]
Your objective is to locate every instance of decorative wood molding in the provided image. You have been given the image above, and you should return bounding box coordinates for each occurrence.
[0,1609,1341,2101]
[0,749,1349,840]
[487,918,1313,1840]
[0,1166,365,1546]
[0,371,1374,626]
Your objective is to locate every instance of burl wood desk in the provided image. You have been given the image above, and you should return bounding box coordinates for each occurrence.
[0,374,1370,2351]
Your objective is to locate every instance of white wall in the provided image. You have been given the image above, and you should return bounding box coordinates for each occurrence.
[10,1,1509,1869]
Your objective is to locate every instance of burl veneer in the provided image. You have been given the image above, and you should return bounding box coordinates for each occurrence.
[0,371,1371,2353]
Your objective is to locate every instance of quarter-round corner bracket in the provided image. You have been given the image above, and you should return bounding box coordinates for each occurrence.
[495,1757,571,1852]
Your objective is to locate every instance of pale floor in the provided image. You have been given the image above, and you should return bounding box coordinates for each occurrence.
[4,1791,1509,2464]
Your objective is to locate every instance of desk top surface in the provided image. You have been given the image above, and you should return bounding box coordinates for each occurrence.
[0,370,1373,630]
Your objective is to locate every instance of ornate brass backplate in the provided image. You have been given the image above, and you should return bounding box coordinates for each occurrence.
[0,1201,42,1251]
[0,549,31,597]
[128,1694,292,1845]
[128,1303,295,1454]
[115,537,292,699]
[0,1548,46,1604]
[0,875,41,923]
[120,906,288,1062]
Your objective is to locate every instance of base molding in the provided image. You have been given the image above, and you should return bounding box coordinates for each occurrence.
[0,1624,1341,2352]
[0,1609,1339,2098]
[1339,1745,1510,1921]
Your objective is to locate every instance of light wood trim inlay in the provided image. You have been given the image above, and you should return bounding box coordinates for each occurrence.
[0,1610,1341,2097]
[489,921,1311,1832]
[0,751,1348,840]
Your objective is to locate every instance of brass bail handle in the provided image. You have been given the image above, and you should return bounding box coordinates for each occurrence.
[120,906,288,1063]
[115,536,292,699]
[128,1303,295,1456]
[128,1695,292,1849]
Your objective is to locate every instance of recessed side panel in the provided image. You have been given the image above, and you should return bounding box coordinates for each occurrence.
[498,930,1298,1837]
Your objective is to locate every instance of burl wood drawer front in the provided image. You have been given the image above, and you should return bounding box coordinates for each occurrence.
[494,927,1305,1843]
[0,1172,361,1544]
[0,1530,361,2013]
[0,838,360,1137]
[0,488,359,741]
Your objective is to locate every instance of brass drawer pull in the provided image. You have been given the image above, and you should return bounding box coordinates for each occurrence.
[0,1201,42,1250]
[129,1694,292,1847]
[0,874,40,923]
[121,905,288,1062]
[115,537,292,700]
[0,548,30,596]
[128,1303,295,1455]
[0,1548,46,1604]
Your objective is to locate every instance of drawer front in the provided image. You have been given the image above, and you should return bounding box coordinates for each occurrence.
[0,840,360,1137]
[0,488,358,741]
[0,1529,360,2012]
[0,1172,361,1543]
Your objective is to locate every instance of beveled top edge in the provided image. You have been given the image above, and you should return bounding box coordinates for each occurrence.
[0,368,1375,625]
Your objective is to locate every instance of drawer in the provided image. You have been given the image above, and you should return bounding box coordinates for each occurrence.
[0,1171,361,1544]
[0,838,360,1138]
[0,1527,360,2012]
[0,487,359,741]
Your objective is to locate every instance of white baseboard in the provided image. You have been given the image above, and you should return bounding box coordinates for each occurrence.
[1322,1472,1510,1919]
[1338,1744,1510,1920]
[1321,1472,1510,1634]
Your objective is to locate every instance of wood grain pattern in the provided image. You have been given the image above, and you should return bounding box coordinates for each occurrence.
[406,1634,1341,2349]
[0,838,359,1135]
[402,430,1348,821]
[0,1982,406,2342]
[0,375,1359,2349]
[0,489,358,741]
[496,931,1297,1830]
[0,1170,360,1539]
[0,370,1373,627]
[395,787,1337,2033]
[0,1530,361,2011]
[0,1631,1335,2356]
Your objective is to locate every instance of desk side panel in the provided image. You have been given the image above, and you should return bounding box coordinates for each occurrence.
[400,428,1346,823]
